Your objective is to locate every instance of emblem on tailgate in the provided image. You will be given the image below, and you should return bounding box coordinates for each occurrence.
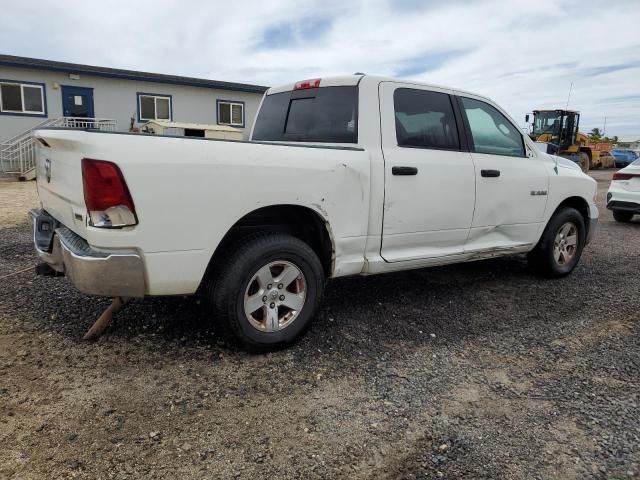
[44,158,51,183]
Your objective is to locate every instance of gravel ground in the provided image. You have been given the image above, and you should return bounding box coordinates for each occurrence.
[0,170,638,479]
[0,177,38,228]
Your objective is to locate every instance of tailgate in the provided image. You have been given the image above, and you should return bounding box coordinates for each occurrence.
[33,129,90,237]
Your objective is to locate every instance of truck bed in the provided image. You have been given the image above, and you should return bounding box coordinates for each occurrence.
[33,128,372,295]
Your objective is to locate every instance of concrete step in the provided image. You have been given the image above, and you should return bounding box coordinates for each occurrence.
[19,168,36,181]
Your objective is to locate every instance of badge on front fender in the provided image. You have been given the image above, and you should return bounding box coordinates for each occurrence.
[530,190,547,196]
[44,158,51,183]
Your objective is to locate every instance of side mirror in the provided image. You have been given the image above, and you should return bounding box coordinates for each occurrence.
[525,114,530,123]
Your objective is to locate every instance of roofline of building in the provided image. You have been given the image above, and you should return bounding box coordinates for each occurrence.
[0,54,269,94]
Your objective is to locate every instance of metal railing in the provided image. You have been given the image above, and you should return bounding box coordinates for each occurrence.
[56,117,117,131]
[1,117,117,178]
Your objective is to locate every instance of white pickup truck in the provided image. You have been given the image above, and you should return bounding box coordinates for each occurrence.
[30,74,598,349]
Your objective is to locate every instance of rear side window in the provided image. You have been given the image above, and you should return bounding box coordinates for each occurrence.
[394,89,460,150]
[252,86,358,143]
[461,97,525,157]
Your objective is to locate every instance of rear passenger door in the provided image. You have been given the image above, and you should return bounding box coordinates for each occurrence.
[457,95,549,252]
[379,82,476,262]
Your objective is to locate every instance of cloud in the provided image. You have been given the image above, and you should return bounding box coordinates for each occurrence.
[582,62,640,77]
[396,50,471,77]
[260,16,333,49]
[1,0,639,134]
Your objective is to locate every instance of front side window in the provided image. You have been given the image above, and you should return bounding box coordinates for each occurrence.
[461,97,525,157]
[0,81,45,114]
[138,94,171,121]
[394,88,459,150]
[218,101,244,127]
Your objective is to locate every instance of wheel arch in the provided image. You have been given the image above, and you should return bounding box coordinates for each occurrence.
[549,195,591,237]
[203,204,336,285]
[579,146,592,161]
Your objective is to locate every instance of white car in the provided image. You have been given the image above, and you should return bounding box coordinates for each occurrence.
[607,158,640,222]
[30,74,598,349]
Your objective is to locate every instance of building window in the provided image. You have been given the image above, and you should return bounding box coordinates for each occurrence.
[217,100,244,127]
[0,81,46,115]
[137,93,172,122]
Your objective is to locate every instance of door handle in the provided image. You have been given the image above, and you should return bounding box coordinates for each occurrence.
[392,166,418,176]
[481,169,500,178]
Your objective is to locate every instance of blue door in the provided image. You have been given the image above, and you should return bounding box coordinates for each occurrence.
[61,86,94,118]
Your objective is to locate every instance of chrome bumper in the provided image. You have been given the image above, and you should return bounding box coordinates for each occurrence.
[30,209,146,297]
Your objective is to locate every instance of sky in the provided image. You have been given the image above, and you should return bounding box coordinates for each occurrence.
[2,0,639,136]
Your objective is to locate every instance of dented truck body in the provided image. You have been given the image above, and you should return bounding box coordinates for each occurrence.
[30,74,598,347]
[32,129,370,295]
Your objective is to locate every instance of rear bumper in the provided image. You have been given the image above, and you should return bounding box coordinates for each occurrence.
[607,200,640,213]
[29,209,146,297]
[606,186,640,213]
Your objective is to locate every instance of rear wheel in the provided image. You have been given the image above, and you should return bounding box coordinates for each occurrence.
[528,207,586,277]
[207,233,324,350]
[613,210,634,223]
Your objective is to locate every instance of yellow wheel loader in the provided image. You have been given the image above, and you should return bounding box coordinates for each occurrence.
[527,110,614,173]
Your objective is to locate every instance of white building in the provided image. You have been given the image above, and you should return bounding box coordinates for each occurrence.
[0,55,268,178]
[617,136,640,151]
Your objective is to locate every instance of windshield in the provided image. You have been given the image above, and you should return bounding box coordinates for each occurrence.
[252,86,358,143]
[532,111,562,135]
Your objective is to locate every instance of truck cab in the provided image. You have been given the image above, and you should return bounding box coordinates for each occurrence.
[527,109,610,172]
[529,109,580,149]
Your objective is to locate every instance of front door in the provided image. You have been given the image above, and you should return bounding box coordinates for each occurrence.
[457,95,550,252]
[380,82,476,262]
[61,86,94,118]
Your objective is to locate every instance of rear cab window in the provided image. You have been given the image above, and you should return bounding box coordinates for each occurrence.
[252,86,358,143]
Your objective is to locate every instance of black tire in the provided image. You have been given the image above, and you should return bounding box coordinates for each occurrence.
[207,233,324,351]
[613,210,634,223]
[528,207,586,278]
[578,152,590,173]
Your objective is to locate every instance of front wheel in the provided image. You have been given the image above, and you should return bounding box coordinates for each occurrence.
[613,210,634,223]
[207,233,325,350]
[528,207,586,278]
[578,152,590,173]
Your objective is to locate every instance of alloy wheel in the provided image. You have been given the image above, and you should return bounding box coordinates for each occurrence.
[553,222,578,266]
[243,260,307,332]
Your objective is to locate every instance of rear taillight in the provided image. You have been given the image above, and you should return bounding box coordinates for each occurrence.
[612,172,640,181]
[294,78,321,90]
[81,158,137,228]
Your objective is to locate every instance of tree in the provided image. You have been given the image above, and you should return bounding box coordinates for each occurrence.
[589,128,602,141]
